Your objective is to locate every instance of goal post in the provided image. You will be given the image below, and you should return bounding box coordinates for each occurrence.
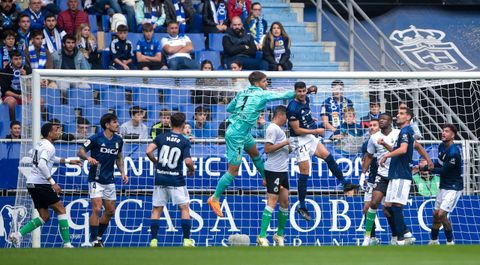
[13,70,480,247]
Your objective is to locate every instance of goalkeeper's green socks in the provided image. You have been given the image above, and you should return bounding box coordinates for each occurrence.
[213,172,235,198]
[259,206,273,238]
[19,217,44,236]
[364,208,377,237]
[277,207,289,236]
[252,156,265,179]
[58,214,71,244]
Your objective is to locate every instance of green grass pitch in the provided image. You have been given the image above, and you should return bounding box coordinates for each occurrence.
[1,245,479,265]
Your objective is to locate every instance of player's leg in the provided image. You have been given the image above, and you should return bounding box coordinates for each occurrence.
[150,185,168,247]
[245,137,265,179]
[88,181,103,243]
[296,159,312,221]
[385,179,411,245]
[174,186,194,247]
[96,183,117,245]
[50,201,73,247]
[314,142,357,191]
[432,190,461,244]
[363,176,387,245]
[274,175,289,247]
[258,170,280,246]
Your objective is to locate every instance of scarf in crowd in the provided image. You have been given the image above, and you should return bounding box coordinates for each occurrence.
[10,63,22,92]
[211,1,226,24]
[17,30,30,51]
[273,36,285,63]
[144,3,162,24]
[43,28,63,53]
[28,44,47,69]
[235,0,248,21]
[2,45,11,67]
[28,8,44,24]
[248,16,264,44]
[172,0,186,33]
[78,37,97,53]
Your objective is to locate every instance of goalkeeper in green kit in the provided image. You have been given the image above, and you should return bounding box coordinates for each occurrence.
[208,71,312,217]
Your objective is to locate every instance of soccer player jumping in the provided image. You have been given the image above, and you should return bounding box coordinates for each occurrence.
[208,71,298,217]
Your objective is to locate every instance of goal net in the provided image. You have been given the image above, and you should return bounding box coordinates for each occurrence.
[12,71,480,247]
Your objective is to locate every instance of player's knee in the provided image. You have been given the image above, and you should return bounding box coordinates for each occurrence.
[279,200,289,209]
[104,209,115,217]
[92,205,102,215]
[369,200,380,209]
[40,213,50,223]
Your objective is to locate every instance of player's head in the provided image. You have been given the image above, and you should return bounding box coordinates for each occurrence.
[343,107,356,124]
[331,79,344,99]
[441,123,457,143]
[171,112,186,130]
[129,106,145,124]
[116,24,128,40]
[378,113,392,129]
[100,113,119,132]
[369,118,379,135]
[248,71,268,89]
[160,108,171,126]
[41,122,61,141]
[272,105,287,126]
[294,81,307,102]
[369,101,380,115]
[396,106,413,127]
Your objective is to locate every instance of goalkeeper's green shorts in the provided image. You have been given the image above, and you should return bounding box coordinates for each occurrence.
[225,127,256,166]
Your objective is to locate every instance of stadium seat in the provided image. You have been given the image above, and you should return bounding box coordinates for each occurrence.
[100,86,128,108]
[41,88,62,106]
[68,88,95,108]
[14,105,21,122]
[165,89,190,105]
[189,33,206,52]
[0,121,5,138]
[89,15,98,34]
[195,51,221,69]
[132,87,162,108]
[83,106,110,125]
[102,15,110,32]
[49,105,76,124]
[208,33,225,52]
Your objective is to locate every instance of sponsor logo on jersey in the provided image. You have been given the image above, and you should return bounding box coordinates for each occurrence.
[100,147,119,155]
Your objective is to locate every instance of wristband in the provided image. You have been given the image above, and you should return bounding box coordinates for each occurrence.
[48,177,56,185]
[65,158,71,164]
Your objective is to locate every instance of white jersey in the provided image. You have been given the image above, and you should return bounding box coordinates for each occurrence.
[264,123,289,172]
[28,139,57,184]
[367,128,400,177]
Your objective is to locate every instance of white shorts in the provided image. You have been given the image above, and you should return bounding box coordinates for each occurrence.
[435,189,462,212]
[385,178,411,205]
[89,182,117,201]
[363,182,374,202]
[152,186,190,207]
[289,134,319,163]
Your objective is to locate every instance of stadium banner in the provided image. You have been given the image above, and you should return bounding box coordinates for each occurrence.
[1,195,479,248]
[1,142,445,190]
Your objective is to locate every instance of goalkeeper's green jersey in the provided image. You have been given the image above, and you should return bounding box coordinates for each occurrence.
[227,86,295,134]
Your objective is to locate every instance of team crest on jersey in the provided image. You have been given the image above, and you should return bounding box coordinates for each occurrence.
[450,158,456,165]
[83,139,91,147]
[115,142,119,149]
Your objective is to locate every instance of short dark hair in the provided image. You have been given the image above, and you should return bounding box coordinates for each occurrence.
[44,13,56,21]
[30,29,44,39]
[231,60,243,68]
[200,60,213,70]
[3,29,16,39]
[167,21,179,28]
[171,112,186,128]
[62,34,76,44]
[369,118,379,123]
[19,14,30,23]
[10,120,21,128]
[77,116,90,126]
[248,71,267,85]
[141,23,153,32]
[294,81,306,90]
[129,106,144,117]
[49,118,62,126]
[195,105,207,115]
[251,2,261,9]
[442,123,458,136]
[10,50,22,59]
[399,105,413,119]
[370,101,380,107]
[380,112,392,120]
[100,113,118,130]
[331,79,344,88]
[41,123,54,138]
[117,24,128,32]
[273,105,287,118]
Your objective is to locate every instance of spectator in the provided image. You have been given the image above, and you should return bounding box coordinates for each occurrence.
[0,0,21,32]
[76,23,102,69]
[57,0,89,35]
[76,116,91,139]
[201,0,227,34]
[161,21,199,70]
[0,51,32,122]
[109,24,134,70]
[251,111,266,138]
[245,2,267,50]
[164,0,195,34]
[230,59,242,71]
[135,0,166,33]
[22,0,46,30]
[227,0,250,22]
[49,118,76,141]
[262,21,292,71]
[43,14,66,54]
[85,0,123,17]
[332,107,365,154]
[1,30,18,70]
[136,23,164,70]
[5,120,21,139]
[320,80,354,132]
[222,16,267,70]
[224,59,246,103]
[193,60,220,104]
[24,30,53,70]
[217,119,228,139]
[40,0,60,15]
[52,34,90,70]
[360,101,381,128]
[189,105,212,139]
[182,122,194,142]
[120,105,149,139]
[17,14,31,52]
[150,108,172,139]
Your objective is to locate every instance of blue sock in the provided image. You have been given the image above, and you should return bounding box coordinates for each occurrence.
[298,174,309,208]
[90,225,99,241]
[391,205,406,240]
[181,219,192,239]
[431,228,439,240]
[386,207,397,237]
[150,219,160,240]
[325,154,346,184]
[98,222,108,238]
[444,229,453,242]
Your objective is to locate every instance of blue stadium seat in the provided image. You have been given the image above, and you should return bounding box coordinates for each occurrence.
[49,105,76,124]
[41,88,62,106]
[132,87,162,107]
[208,33,225,52]
[102,15,110,32]
[0,104,11,123]
[89,15,98,34]
[68,88,94,108]
[189,33,205,52]
[100,86,128,108]
[215,105,228,122]
[83,106,110,125]
[165,89,190,105]
[101,50,110,69]
[14,105,21,122]
[0,121,6,138]
[195,51,221,69]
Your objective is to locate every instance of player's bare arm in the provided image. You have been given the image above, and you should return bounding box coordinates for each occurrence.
[378,138,393,152]
[77,147,98,165]
[185,157,195,176]
[414,141,434,170]
[289,120,324,136]
[116,152,128,184]
[264,140,289,154]
[146,143,159,164]
[380,142,408,166]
